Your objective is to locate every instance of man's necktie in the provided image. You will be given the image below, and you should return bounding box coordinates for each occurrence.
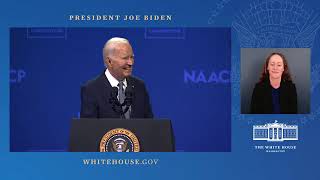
[118,81,130,119]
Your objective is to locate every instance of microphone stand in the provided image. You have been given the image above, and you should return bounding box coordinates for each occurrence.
[109,86,134,118]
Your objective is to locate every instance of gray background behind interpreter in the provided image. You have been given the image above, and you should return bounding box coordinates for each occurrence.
[241,48,310,114]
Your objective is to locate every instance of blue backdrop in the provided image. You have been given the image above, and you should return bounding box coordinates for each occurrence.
[2,0,320,179]
[10,28,231,152]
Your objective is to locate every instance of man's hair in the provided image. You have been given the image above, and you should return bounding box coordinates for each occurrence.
[259,52,293,83]
[102,37,130,67]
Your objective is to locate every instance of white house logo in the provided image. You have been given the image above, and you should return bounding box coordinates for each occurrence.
[253,120,298,142]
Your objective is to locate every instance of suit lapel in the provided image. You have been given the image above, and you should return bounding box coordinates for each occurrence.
[97,70,117,116]
[126,76,135,118]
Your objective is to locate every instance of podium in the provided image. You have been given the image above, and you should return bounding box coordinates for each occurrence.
[69,118,175,152]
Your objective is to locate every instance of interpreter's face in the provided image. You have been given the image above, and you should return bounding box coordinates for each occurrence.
[267,54,284,80]
[108,43,134,81]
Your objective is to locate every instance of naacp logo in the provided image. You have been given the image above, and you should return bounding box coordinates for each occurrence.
[99,128,140,152]
[253,120,298,142]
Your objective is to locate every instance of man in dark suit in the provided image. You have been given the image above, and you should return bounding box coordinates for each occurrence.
[80,37,153,118]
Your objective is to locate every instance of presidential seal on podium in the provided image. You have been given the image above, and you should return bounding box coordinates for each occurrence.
[99,128,140,152]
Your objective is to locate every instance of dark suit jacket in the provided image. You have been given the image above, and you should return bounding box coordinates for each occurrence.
[80,71,153,118]
[250,80,297,114]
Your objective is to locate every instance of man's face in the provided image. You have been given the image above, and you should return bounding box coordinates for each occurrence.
[107,43,134,81]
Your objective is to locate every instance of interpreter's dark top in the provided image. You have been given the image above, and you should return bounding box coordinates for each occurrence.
[271,88,280,114]
[250,79,297,114]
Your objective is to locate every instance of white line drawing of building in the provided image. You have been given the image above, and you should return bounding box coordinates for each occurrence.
[253,120,298,142]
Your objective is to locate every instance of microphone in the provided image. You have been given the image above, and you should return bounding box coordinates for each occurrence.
[109,87,121,106]
[109,87,122,116]
[109,85,135,118]
[124,85,134,106]
[111,87,118,97]
[120,85,134,117]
